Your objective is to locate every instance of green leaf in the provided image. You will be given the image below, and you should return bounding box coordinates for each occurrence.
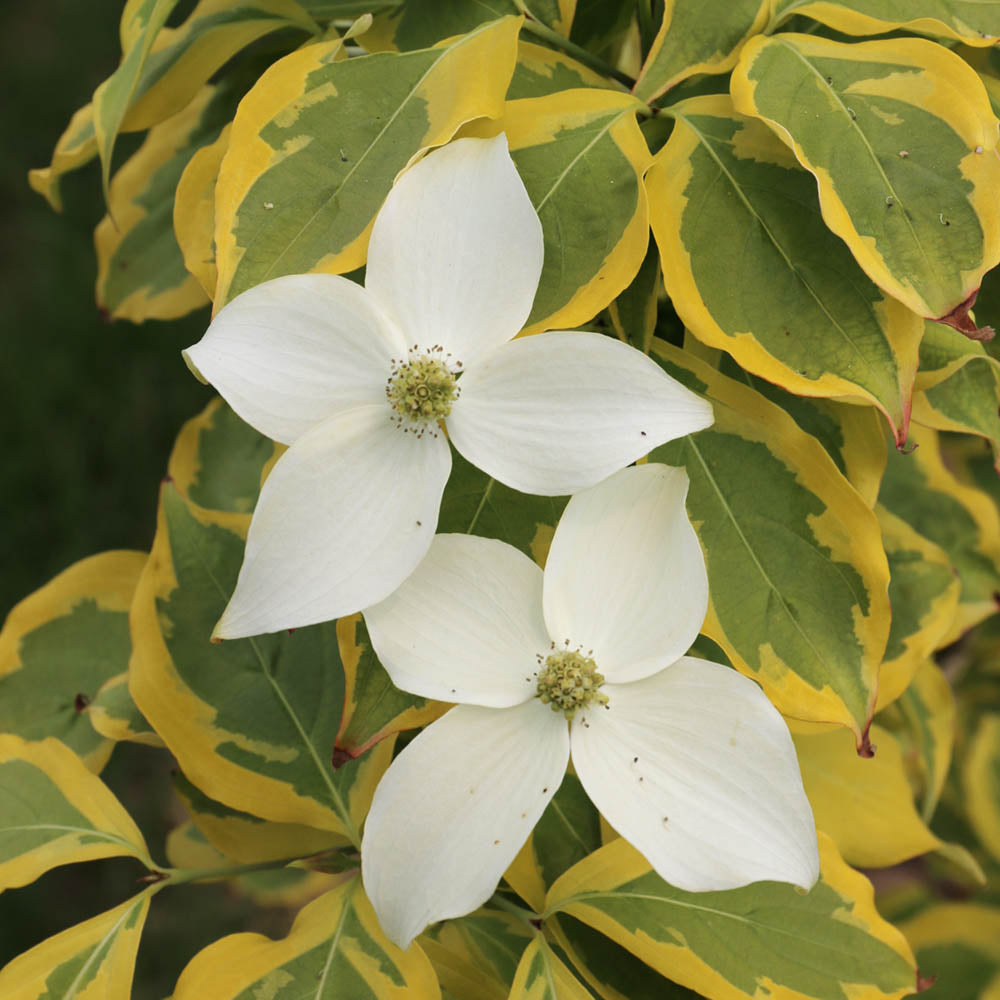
[438,446,568,565]
[509,935,593,999]
[731,33,1000,329]
[173,877,441,999]
[129,484,391,846]
[94,83,232,322]
[93,0,180,205]
[633,0,769,102]
[466,88,653,334]
[875,505,960,711]
[0,735,153,891]
[213,15,521,304]
[544,834,917,1000]
[771,0,1000,48]
[915,319,996,390]
[879,423,1000,643]
[0,551,146,771]
[0,890,152,1000]
[650,339,890,743]
[334,613,445,757]
[364,0,520,51]
[648,93,923,441]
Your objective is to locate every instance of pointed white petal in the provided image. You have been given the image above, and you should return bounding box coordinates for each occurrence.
[571,657,820,892]
[183,274,407,445]
[362,700,570,948]
[214,405,450,637]
[364,535,549,707]
[365,136,543,367]
[447,331,714,496]
[542,464,707,683]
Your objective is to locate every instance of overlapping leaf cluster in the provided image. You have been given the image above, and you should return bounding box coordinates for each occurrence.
[8,0,1000,996]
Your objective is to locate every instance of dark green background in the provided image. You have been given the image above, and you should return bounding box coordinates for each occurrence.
[0,3,293,995]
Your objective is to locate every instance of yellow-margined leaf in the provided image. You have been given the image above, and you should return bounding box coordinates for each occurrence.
[129,483,392,845]
[915,319,998,391]
[771,0,1000,48]
[418,911,532,1000]
[509,935,593,999]
[633,0,768,102]
[897,659,956,822]
[609,241,659,354]
[879,423,1000,643]
[165,820,338,908]
[213,15,521,305]
[95,84,231,322]
[650,340,890,744]
[0,551,147,771]
[795,725,981,880]
[173,123,230,297]
[508,39,615,100]
[464,88,652,334]
[173,876,440,999]
[27,103,96,212]
[89,672,163,748]
[649,94,923,442]
[963,712,1000,863]
[121,0,319,132]
[731,34,1000,333]
[543,833,917,1000]
[900,904,1000,998]
[93,0,179,205]
[875,505,960,710]
[173,769,346,864]
[0,890,151,1000]
[0,735,153,890]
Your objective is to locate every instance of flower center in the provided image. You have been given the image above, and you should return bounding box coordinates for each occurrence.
[386,348,459,435]
[536,649,608,720]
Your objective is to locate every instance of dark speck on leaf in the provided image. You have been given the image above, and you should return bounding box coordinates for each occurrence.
[74,693,90,712]
[825,76,832,84]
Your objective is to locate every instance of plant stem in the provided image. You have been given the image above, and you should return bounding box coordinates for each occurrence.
[514,6,636,89]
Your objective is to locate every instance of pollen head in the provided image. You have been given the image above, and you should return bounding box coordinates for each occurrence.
[386,347,459,434]
[536,649,608,721]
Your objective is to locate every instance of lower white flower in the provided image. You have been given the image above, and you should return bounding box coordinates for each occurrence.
[360,463,820,949]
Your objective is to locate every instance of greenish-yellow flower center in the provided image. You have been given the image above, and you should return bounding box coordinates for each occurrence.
[386,350,459,435]
[536,649,608,721]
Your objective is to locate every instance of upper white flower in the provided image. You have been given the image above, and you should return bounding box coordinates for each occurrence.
[184,135,713,638]
[360,464,820,949]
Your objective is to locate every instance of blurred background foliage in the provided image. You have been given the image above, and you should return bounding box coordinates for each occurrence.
[0,4,296,996]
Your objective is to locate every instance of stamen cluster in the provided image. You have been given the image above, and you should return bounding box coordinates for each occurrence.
[536,646,609,720]
[385,345,460,436]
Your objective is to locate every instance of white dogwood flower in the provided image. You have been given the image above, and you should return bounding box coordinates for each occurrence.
[183,135,713,638]
[361,464,820,949]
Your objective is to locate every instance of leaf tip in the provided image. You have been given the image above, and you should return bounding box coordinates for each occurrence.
[936,289,995,342]
[916,972,938,992]
[857,722,876,758]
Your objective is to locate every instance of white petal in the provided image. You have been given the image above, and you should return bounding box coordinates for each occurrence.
[364,136,543,367]
[362,700,570,948]
[542,464,707,683]
[183,274,407,445]
[571,657,820,892]
[364,535,549,707]
[447,331,714,496]
[214,405,450,637]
